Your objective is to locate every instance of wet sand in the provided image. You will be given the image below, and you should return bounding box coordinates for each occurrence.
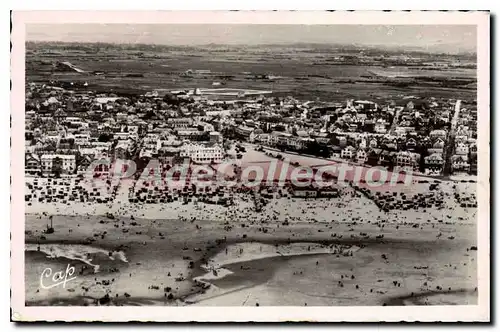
[25,210,477,306]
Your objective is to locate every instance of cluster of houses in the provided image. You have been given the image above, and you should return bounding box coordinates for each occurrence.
[24,83,235,177]
[24,81,477,179]
[450,103,478,175]
[229,98,477,176]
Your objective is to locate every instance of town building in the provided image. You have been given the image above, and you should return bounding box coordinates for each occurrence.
[374,120,387,134]
[455,142,469,155]
[167,117,194,128]
[291,185,318,198]
[40,154,76,176]
[356,149,367,164]
[424,153,444,174]
[25,154,41,176]
[428,138,445,155]
[395,151,419,171]
[341,146,356,160]
[235,125,256,142]
[451,155,470,173]
[429,129,447,140]
[180,143,224,164]
[210,131,223,144]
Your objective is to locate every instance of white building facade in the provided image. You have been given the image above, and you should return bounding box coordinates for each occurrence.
[180,143,224,164]
[41,154,76,176]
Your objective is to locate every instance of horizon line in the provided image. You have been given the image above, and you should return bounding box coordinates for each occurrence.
[25,40,477,55]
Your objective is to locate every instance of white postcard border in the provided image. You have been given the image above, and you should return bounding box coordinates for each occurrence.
[10,10,490,322]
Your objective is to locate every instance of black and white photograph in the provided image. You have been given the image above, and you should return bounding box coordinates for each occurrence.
[10,11,490,322]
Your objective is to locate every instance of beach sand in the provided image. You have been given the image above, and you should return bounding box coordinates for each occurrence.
[25,178,477,225]
[24,200,477,306]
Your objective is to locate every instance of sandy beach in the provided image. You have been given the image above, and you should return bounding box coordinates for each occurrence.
[25,193,478,306]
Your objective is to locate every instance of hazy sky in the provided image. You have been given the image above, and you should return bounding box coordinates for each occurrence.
[26,24,477,52]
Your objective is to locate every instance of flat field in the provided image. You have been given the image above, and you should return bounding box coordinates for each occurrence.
[26,43,477,101]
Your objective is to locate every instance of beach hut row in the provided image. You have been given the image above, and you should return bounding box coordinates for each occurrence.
[26,181,113,203]
[353,185,444,212]
[453,192,477,206]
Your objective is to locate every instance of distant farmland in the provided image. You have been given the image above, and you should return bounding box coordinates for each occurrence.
[368,67,476,79]
[26,43,477,102]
